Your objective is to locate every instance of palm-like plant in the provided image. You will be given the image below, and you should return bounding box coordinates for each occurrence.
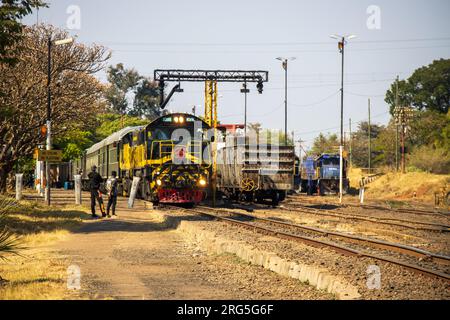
[0,197,22,259]
[0,196,23,285]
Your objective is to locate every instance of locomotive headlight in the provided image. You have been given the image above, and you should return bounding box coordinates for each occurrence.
[199,178,207,186]
[174,116,179,123]
[179,116,184,123]
[156,179,162,186]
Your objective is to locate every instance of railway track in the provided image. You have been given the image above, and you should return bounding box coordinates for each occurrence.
[287,196,450,218]
[184,206,450,283]
[280,203,450,233]
[345,203,450,217]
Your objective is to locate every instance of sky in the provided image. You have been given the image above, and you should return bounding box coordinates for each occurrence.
[23,0,450,149]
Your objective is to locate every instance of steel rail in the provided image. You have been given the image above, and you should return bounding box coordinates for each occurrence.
[188,207,450,283]
[286,196,449,217]
[345,203,450,217]
[281,203,450,232]
[205,207,450,266]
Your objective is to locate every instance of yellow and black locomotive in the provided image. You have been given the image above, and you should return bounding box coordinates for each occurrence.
[71,113,212,205]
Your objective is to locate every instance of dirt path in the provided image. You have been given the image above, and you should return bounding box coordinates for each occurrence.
[54,200,331,300]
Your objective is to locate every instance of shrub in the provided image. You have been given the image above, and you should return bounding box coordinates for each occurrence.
[408,145,450,174]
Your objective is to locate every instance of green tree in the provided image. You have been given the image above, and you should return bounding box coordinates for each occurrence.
[0,0,46,65]
[311,133,339,155]
[104,63,141,114]
[385,59,450,114]
[408,110,449,148]
[348,122,384,168]
[94,113,148,141]
[372,121,397,167]
[54,128,95,161]
[105,63,161,118]
[0,25,110,193]
[408,145,450,174]
[130,78,161,119]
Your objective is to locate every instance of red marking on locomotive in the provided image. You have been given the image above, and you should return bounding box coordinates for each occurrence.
[174,146,186,160]
[157,189,203,203]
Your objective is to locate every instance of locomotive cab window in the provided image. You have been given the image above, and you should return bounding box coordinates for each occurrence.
[322,158,339,166]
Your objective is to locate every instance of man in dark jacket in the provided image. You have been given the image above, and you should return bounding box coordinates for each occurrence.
[88,165,104,218]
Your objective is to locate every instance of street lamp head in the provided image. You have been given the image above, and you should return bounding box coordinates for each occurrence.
[329,34,341,40]
[346,34,357,40]
[54,37,74,46]
[276,56,296,63]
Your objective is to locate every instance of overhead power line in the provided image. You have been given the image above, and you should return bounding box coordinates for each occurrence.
[100,36,450,47]
[296,111,390,136]
[110,44,450,54]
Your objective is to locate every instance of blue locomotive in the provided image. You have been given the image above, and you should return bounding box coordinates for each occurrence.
[298,154,349,195]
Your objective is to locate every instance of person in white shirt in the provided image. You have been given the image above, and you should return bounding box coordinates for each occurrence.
[106,171,118,217]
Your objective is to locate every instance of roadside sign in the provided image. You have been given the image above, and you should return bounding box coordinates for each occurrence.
[37,149,63,162]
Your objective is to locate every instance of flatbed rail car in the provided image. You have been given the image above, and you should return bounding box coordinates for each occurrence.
[70,113,212,205]
[216,141,295,205]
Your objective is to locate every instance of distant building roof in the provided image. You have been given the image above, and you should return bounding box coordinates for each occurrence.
[217,124,245,133]
[86,126,145,154]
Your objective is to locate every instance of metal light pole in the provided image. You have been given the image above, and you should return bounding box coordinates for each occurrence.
[45,36,74,206]
[368,98,371,173]
[330,34,356,203]
[276,57,295,145]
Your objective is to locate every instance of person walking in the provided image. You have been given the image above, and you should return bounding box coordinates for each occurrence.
[106,171,118,217]
[88,165,105,218]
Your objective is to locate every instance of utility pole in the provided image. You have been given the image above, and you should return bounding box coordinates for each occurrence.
[297,138,305,165]
[394,103,411,174]
[285,63,288,145]
[368,98,371,173]
[276,57,295,145]
[395,125,399,171]
[401,110,405,174]
[395,75,399,172]
[349,118,352,167]
[330,34,356,203]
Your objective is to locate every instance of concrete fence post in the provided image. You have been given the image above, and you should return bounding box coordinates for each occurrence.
[128,176,141,208]
[74,174,82,205]
[359,187,365,204]
[15,173,23,201]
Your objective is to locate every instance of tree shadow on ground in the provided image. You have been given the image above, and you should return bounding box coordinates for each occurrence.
[72,214,211,234]
[4,209,92,236]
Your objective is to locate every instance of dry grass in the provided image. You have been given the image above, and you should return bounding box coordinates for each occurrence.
[363,171,450,204]
[0,197,90,299]
[0,246,70,299]
[347,167,363,189]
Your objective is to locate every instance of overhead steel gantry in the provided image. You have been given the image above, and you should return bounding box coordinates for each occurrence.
[154,69,269,207]
[154,69,269,127]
